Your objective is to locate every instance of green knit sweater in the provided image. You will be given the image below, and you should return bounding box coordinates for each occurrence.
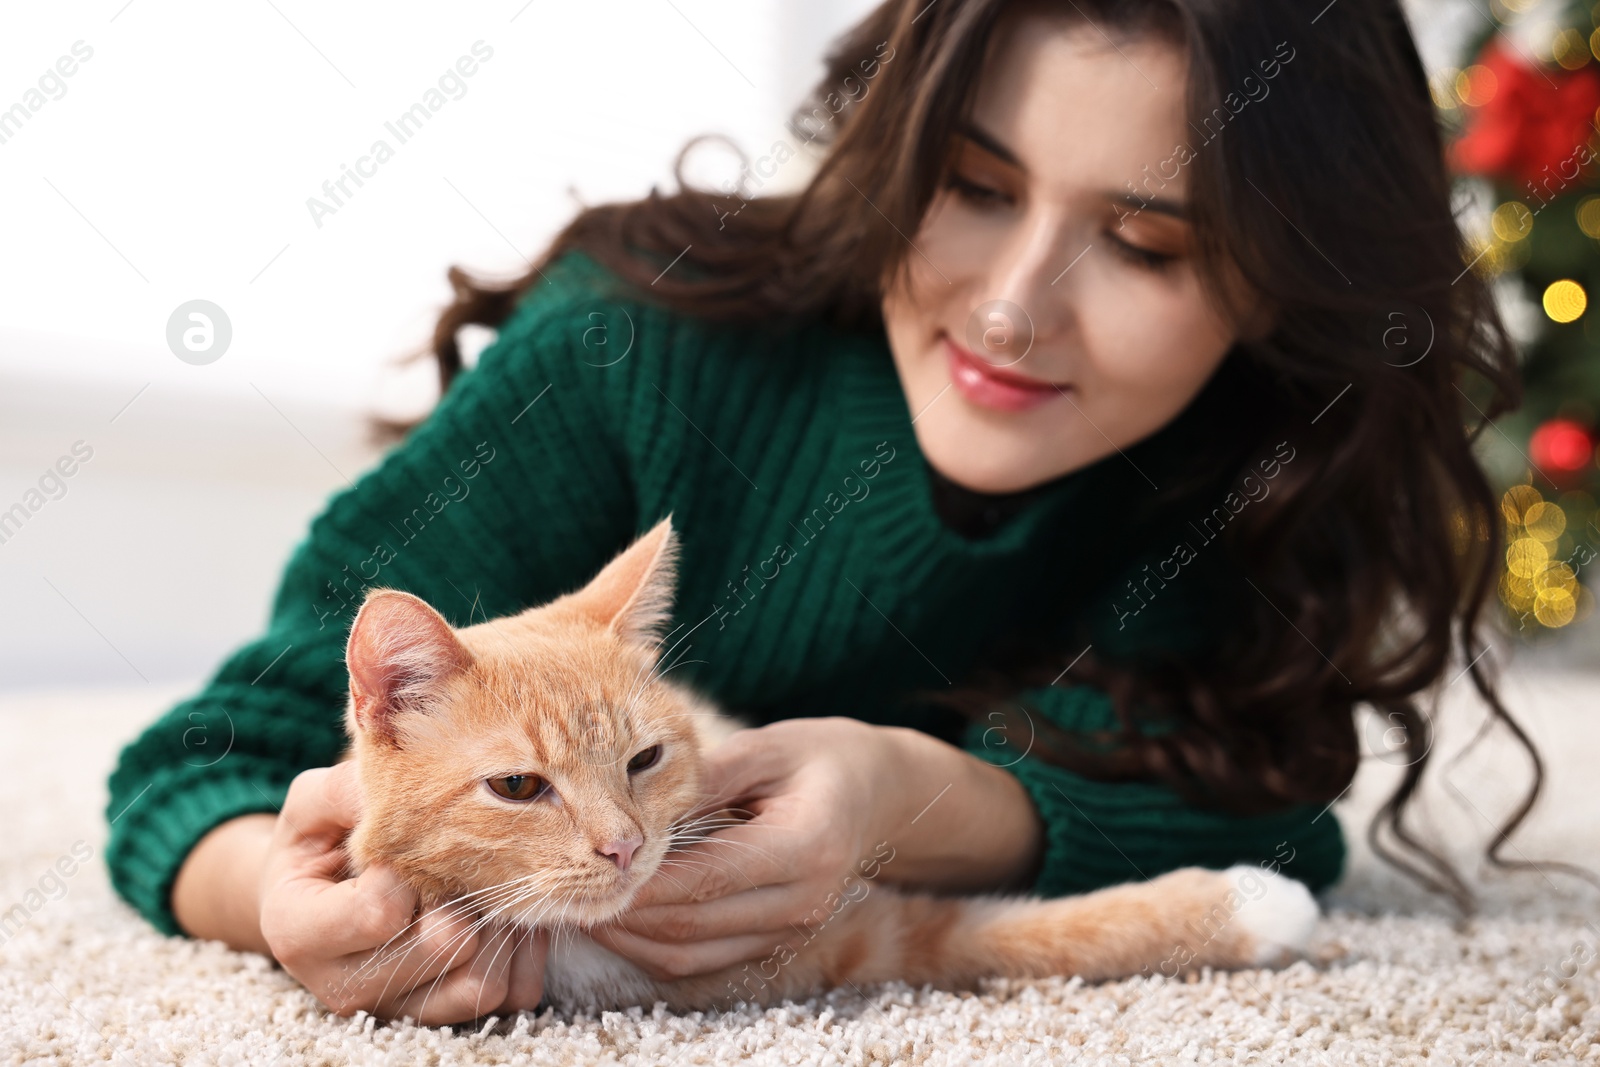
[105,248,1345,936]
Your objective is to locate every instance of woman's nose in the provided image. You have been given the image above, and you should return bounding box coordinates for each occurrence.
[978,217,1079,353]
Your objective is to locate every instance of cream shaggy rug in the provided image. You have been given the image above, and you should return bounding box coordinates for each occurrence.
[2,665,1597,1066]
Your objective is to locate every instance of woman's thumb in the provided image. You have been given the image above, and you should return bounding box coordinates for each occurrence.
[322,759,365,827]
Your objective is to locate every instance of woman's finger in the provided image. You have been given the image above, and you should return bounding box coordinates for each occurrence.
[588,923,790,981]
[500,926,550,1013]
[272,861,421,960]
[275,763,362,850]
[382,924,515,1026]
[347,901,485,1004]
[630,818,802,909]
[692,730,789,811]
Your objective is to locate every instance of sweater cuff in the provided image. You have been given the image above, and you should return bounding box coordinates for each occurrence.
[964,725,1152,896]
[958,686,1349,898]
[105,769,292,937]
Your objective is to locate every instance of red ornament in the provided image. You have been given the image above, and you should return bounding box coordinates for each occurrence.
[1449,35,1600,188]
[1529,417,1596,478]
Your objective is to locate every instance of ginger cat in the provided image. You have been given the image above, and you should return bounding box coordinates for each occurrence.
[341,516,1319,1015]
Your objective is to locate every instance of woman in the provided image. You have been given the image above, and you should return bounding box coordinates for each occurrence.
[106,0,1534,1024]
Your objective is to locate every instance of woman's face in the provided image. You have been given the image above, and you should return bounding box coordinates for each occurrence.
[881,15,1267,494]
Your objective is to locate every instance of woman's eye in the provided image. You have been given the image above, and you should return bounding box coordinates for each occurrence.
[627,745,662,774]
[945,173,1010,208]
[1106,233,1178,271]
[487,774,548,801]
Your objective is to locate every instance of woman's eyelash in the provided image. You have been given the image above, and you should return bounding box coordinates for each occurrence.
[944,173,1010,207]
[1105,233,1177,271]
[945,172,1177,272]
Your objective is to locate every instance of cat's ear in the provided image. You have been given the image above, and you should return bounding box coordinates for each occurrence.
[569,514,680,655]
[346,589,471,744]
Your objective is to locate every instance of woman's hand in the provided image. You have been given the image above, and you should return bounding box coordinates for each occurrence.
[588,717,889,980]
[177,762,549,1025]
[588,716,1046,981]
[259,762,550,1023]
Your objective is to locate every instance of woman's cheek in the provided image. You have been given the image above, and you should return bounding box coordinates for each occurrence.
[1088,270,1231,396]
[922,203,1011,283]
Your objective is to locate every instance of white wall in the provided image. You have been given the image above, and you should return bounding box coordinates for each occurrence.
[0,0,881,690]
[0,1,885,411]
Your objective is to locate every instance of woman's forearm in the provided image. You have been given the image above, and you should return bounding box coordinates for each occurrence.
[872,725,1045,894]
[169,813,276,954]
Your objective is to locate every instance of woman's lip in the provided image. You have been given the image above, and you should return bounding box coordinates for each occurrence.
[943,335,1069,412]
[943,336,1066,390]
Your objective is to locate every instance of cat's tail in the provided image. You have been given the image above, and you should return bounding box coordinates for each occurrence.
[863,864,1319,989]
[674,863,1319,1009]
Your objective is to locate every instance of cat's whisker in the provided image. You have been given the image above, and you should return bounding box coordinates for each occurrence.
[396,895,548,1018]
[639,868,700,898]
[654,654,708,685]
[648,854,765,896]
[367,903,508,1000]
[341,898,497,993]
[656,648,705,681]
[668,809,757,830]
[665,834,785,861]
[663,843,782,870]
[621,626,680,712]
[369,879,556,966]
[618,604,720,724]
[664,836,747,853]
[676,803,756,819]
[367,914,489,1015]
[666,825,778,841]
[672,797,763,823]
[620,655,702,736]
[669,826,800,845]
[651,859,766,899]
[654,851,769,895]
[352,874,570,999]
[663,812,762,842]
[472,910,543,1013]
[649,608,715,677]
[336,874,462,989]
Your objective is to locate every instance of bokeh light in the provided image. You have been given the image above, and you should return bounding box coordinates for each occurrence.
[1522,500,1568,541]
[1555,27,1591,68]
[1577,195,1600,238]
[1493,202,1534,242]
[1542,279,1588,322]
[1456,64,1499,106]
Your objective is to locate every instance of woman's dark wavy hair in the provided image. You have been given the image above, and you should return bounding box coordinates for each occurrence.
[402,0,1586,911]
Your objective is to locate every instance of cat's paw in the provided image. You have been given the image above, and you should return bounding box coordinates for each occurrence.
[1224,864,1318,967]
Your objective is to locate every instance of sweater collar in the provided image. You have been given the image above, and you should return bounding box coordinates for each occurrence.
[831,321,1101,563]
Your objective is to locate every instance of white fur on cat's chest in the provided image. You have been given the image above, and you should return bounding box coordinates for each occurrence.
[541,930,668,1012]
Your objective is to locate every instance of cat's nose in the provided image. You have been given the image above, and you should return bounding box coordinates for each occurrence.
[597,834,643,872]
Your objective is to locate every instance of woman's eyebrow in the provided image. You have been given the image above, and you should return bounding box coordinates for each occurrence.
[1108,191,1190,220]
[958,118,1191,221]
[955,119,1023,169]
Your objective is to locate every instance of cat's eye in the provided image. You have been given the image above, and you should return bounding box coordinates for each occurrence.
[627,745,662,774]
[486,774,548,802]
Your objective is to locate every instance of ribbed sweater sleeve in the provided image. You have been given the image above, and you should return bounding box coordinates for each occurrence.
[959,537,1347,898]
[103,263,640,935]
[960,684,1346,898]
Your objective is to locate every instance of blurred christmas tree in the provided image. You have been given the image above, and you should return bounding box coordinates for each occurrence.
[1440,0,1600,636]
